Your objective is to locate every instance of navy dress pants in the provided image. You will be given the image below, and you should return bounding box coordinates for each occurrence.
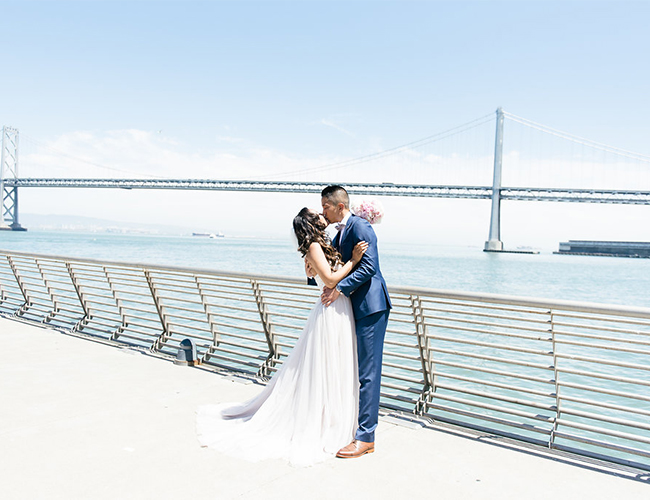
[354,309,390,443]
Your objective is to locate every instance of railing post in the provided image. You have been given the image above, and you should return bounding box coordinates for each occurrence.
[104,267,127,341]
[0,266,5,305]
[549,309,561,449]
[195,276,220,354]
[145,269,170,351]
[411,295,435,415]
[6,255,29,316]
[35,259,58,324]
[66,262,90,332]
[251,279,277,378]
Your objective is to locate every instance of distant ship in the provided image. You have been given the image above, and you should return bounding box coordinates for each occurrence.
[555,240,650,258]
[193,232,225,238]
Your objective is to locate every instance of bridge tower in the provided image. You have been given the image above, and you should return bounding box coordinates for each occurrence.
[484,107,504,251]
[0,126,25,231]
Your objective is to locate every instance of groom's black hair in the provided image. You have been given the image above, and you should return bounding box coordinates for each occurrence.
[321,185,349,208]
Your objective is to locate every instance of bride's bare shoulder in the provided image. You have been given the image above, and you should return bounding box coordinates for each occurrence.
[306,242,324,256]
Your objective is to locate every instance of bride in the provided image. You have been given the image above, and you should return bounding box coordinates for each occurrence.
[196,207,367,467]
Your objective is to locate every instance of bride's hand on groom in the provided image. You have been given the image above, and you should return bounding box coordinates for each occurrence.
[352,241,368,264]
[321,286,340,306]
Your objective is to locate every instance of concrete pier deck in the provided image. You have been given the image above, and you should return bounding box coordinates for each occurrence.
[1,317,648,499]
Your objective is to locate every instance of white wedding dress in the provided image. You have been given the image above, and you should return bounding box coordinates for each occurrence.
[196,276,359,467]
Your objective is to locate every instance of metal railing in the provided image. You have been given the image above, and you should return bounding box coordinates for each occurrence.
[1,249,649,471]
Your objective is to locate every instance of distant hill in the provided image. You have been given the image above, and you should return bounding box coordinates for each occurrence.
[20,213,195,235]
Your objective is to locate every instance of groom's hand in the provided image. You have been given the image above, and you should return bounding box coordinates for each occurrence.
[321,286,340,306]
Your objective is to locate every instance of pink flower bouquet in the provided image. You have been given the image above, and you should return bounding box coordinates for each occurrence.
[351,198,384,225]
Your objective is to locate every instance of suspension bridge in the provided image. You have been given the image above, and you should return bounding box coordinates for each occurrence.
[2,108,650,250]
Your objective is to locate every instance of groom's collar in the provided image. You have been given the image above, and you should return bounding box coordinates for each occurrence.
[333,212,352,247]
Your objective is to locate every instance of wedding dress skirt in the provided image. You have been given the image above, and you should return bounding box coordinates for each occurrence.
[196,291,359,467]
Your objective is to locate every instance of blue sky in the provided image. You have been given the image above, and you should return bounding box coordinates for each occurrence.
[1,0,649,248]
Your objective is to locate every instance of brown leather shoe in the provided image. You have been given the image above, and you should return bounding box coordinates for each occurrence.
[336,440,375,459]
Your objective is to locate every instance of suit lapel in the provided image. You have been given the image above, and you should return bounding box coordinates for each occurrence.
[339,215,356,258]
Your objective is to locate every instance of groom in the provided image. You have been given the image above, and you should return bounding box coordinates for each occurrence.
[320,185,392,459]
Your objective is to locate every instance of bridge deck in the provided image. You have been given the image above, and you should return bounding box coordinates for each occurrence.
[1,317,648,499]
[7,178,650,203]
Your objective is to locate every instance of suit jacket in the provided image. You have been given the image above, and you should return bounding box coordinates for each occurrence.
[334,214,392,320]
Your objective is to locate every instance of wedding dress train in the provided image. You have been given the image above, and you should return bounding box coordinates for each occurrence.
[196,283,359,467]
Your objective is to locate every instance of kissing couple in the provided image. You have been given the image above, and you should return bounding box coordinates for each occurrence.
[197,185,392,467]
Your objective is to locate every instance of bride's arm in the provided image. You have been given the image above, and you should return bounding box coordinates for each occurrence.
[305,242,367,289]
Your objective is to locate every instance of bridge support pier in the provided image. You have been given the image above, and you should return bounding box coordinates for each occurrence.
[484,107,504,252]
[1,127,26,231]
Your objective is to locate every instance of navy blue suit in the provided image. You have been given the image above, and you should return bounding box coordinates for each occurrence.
[334,214,391,442]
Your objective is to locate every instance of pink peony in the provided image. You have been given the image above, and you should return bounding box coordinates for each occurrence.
[351,198,384,224]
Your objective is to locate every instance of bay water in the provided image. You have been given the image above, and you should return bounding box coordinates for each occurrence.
[1,229,650,309]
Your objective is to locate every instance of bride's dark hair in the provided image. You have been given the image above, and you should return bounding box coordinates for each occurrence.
[293,207,341,269]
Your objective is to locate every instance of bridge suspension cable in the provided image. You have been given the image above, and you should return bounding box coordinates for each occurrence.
[503,111,650,163]
[20,134,168,179]
[251,112,495,181]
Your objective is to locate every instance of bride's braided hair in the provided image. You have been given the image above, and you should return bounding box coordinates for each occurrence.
[293,208,341,269]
